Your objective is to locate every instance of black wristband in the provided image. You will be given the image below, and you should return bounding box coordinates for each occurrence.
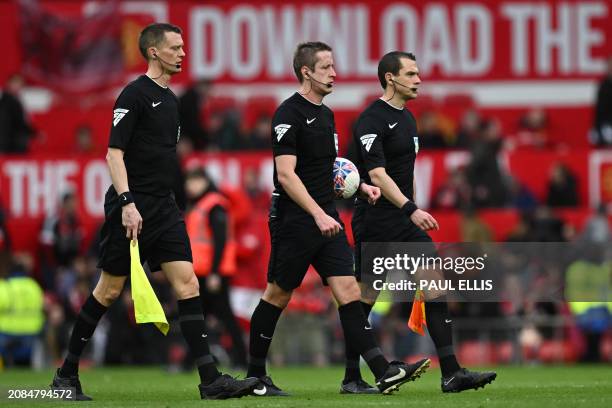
[401,200,418,217]
[118,191,134,207]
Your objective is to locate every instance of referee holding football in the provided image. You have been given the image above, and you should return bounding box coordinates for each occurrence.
[50,23,256,400]
[245,42,430,397]
[344,51,497,393]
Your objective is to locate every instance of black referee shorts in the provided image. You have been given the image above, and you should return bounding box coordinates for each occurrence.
[267,199,354,292]
[97,191,193,276]
[352,202,435,281]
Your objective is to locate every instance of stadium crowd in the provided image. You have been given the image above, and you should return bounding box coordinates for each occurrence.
[1,61,611,370]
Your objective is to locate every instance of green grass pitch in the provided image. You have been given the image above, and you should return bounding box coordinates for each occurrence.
[1,365,610,407]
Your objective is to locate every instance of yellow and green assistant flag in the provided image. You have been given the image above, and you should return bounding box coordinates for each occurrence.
[130,240,169,335]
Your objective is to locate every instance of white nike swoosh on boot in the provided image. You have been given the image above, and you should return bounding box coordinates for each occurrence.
[253,386,267,395]
[384,367,406,383]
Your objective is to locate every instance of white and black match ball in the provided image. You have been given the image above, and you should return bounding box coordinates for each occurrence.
[333,157,360,199]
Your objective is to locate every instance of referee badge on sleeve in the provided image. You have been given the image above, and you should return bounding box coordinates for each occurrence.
[113,108,129,127]
[414,136,419,153]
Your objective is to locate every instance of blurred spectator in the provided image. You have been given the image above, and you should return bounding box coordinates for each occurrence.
[418,110,448,149]
[546,163,578,207]
[104,288,169,366]
[183,168,248,367]
[466,119,510,207]
[243,168,270,210]
[531,206,566,242]
[205,107,241,151]
[179,78,212,150]
[590,56,612,146]
[236,114,272,150]
[565,245,611,362]
[460,207,492,242]
[0,201,10,254]
[0,73,35,153]
[0,252,44,367]
[454,109,481,148]
[432,167,471,210]
[510,108,549,149]
[506,212,534,242]
[269,270,330,366]
[509,178,538,212]
[580,204,611,243]
[39,192,84,269]
[173,138,192,212]
[74,125,95,154]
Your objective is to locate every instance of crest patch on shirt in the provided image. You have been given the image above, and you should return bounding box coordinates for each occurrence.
[360,134,377,152]
[274,124,291,142]
[113,108,129,127]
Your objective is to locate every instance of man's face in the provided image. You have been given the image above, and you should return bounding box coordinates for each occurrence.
[309,50,336,95]
[392,58,421,100]
[185,176,208,199]
[155,32,185,74]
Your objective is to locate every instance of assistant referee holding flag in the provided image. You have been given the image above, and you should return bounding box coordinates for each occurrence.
[50,23,256,400]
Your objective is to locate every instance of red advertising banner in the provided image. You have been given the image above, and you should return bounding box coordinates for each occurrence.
[0,150,603,221]
[0,150,609,256]
[3,0,611,88]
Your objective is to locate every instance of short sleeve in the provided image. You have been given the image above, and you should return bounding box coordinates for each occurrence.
[108,87,141,150]
[355,115,386,171]
[271,105,300,157]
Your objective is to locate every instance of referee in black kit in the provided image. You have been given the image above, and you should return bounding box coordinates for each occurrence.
[245,42,430,397]
[345,51,497,393]
[50,23,256,400]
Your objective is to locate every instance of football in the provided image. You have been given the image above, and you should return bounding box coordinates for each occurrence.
[333,157,360,199]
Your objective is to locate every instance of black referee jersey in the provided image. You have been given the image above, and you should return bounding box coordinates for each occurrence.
[353,98,419,209]
[98,75,192,276]
[108,75,181,198]
[271,92,338,213]
[267,92,353,290]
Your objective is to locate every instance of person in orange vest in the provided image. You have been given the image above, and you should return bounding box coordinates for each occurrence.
[184,167,248,368]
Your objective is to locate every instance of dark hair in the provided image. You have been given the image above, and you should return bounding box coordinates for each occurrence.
[138,23,182,61]
[377,51,416,89]
[185,166,209,180]
[185,167,218,193]
[293,42,333,83]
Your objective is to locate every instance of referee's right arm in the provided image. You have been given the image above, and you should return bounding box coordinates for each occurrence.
[272,106,341,238]
[276,155,341,237]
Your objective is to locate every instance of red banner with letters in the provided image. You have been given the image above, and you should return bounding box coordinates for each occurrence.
[1,149,610,259]
[0,149,607,221]
[2,0,611,87]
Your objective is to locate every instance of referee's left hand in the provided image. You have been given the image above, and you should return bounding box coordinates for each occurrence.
[122,203,143,241]
[359,183,381,205]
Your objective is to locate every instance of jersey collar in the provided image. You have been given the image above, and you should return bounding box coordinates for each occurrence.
[379,97,404,111]
[297,92,323,106]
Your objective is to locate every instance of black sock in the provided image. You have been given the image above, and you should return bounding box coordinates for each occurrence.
[247,299,283,378]
[338,301,388,379]
[344,302,373,382]
[177,296,220,385]
[425,296,461,377]
[60,294,107,377]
